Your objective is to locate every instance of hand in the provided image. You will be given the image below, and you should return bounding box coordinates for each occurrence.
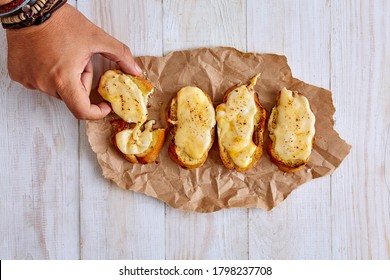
[5,3,142,120]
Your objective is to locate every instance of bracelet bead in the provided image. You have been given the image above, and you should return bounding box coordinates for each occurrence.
[0,0,67,29]
[37,0,44,8]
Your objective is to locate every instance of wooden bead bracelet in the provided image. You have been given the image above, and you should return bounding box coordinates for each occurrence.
[0,0,67,29]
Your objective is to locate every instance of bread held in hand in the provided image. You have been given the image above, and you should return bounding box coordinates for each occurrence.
[98,69,166,164]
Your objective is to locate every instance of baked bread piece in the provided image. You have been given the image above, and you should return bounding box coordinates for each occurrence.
[111,119,166,164]
[216,74,266,172]
[268,87,316,172]
[98,69,153,126]
[98,69,166,164]
[167,87,216,169]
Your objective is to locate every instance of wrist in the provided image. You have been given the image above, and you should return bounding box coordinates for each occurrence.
[6,2,69,37]
[1,0,67,29]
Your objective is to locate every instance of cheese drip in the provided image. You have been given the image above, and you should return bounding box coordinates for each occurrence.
[98,70,149,124]
[268,87,316,161]
[115,120,155,155]
[174,87,216,159]
[216,82,259,168]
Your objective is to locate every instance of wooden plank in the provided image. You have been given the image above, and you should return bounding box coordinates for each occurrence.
[1,0,387,261]
[330,0,390,259]
[165,210,248,259]
[247,0,332,259]
[78,0,166,259]
[163,0,246,53]
[163,0,249,259]
[0,0,80,259]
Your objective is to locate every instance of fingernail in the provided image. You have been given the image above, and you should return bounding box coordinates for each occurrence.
[135,63,142,75]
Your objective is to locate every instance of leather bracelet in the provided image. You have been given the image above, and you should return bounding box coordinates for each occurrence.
[1,0,67,29]
[0,0,30,16]
[0,0,39,23]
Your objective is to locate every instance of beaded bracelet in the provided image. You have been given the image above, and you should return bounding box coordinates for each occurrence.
[0,0,67,29]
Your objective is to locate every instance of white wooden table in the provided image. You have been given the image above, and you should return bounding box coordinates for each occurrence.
[1,0,389,260]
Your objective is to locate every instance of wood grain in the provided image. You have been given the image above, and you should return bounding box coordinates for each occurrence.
[330,0,390,259]
[77,0,165,259]
[247,0,332,259]
[0,1,80,259]
[0,0,389,260]
[163,0,246,53]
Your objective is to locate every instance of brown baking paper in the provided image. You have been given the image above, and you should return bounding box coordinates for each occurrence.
[86,47,351,212]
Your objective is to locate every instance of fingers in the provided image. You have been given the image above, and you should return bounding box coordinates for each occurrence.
[62,90,111,120]
[95,33,142,76]
[80,59,93,93]
[58,73,111,120]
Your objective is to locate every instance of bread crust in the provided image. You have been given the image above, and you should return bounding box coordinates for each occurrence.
[99,70,166,164]
[267,90,315,172]
[267,141,312,172]
[166,88,215,170]
[111,119,166,164]
[217,82,266,172]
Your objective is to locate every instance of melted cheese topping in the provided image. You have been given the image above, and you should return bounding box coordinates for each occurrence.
[216,83,259,168]
[268,88,316,161]
[115,120,155,155]
[98,70,150,124]
[174,87,216,159]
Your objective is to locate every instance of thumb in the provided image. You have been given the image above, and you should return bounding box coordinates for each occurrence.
[96,33,142,76]
[59,75,111,120]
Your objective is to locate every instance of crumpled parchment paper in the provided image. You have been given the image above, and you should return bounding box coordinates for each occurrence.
[86,47,351,212]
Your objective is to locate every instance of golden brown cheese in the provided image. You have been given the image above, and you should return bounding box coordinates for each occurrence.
[174,87,216,159]
[216,75,259,168]
[268,87,316,161]
[98,70,152,124]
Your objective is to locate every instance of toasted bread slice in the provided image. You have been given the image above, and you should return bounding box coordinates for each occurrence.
[216,74,266,172]
[98,69,153,125]
[111,119,166,164]
[167,87,216,169]
[99,69,166,164]
[268,88,316,172]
